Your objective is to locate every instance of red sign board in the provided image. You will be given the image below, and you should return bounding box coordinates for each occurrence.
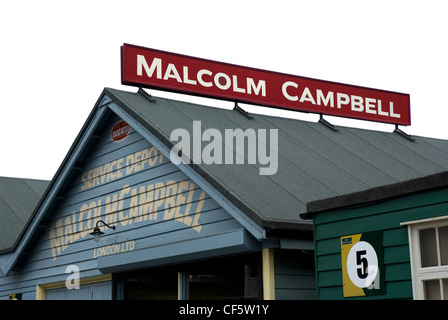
[121,43,411,125]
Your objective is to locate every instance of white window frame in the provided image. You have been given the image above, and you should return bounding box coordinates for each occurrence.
[402,216,448,300]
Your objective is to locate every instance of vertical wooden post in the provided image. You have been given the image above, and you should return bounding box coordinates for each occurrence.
[178,272,187,300]
[36,285,45,300]
[262,248,275,300]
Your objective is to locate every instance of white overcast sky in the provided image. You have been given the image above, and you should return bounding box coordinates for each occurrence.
[1,0,447,180]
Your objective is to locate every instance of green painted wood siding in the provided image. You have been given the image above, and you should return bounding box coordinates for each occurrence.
[313,186,448,300]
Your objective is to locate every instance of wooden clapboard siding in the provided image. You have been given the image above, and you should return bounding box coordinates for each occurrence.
[314,185,448,300]
[274,249,316,300]
[0,112,246,300]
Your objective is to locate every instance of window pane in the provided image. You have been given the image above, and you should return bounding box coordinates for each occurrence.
[187,265,245,299]
[439,226,448,265]
[123,271,178,300]
[186,255,262,300]
[424,279,441,300]
[420,228,438,267]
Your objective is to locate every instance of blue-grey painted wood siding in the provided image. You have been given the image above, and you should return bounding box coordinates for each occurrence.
[274,249,316,300]
[0,112,245,300]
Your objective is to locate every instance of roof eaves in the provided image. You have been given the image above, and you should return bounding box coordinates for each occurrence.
[303,171,448,219]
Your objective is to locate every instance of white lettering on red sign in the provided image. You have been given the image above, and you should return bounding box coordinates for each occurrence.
[281,82,401,118]
[136,55,267,97]
[121,44,411,125]
[111,120,131,142]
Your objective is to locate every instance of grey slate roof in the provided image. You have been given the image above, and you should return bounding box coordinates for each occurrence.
[105,87,448,230]
[306,171,448,216]
[0,177,49,253]
[3,86,448,264]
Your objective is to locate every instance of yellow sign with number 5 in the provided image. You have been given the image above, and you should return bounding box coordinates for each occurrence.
[341,231,384,298]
